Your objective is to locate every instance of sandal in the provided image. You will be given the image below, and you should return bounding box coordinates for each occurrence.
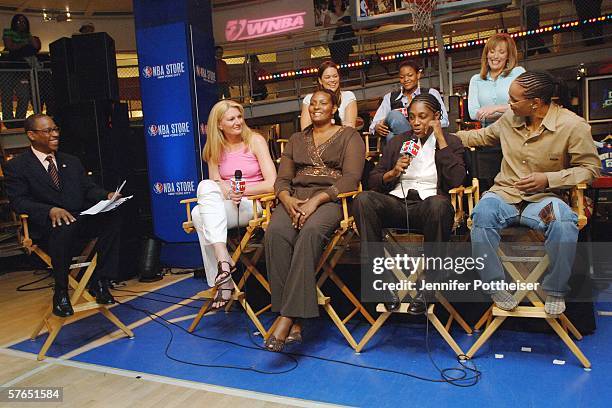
[285,320,303,345]
[206,287,234,312]
[285,331,302,345]
[214,261,236,288]
[264,334,285,352]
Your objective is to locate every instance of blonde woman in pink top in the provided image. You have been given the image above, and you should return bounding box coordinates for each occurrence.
[192,100,276,310]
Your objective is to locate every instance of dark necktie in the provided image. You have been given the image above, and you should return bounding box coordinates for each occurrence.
[46,155,60,188]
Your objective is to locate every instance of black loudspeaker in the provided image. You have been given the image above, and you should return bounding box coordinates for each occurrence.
[57,100,129,190]
[124,126,153,233]
[72,33,119,101]
[139,238,163,283]
[49,37,78,107]
[57,101,149,282]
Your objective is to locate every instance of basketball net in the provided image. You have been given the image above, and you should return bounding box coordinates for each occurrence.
[407,0,437,32]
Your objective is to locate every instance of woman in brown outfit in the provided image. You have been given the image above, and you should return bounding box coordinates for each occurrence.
[264,89,365,352]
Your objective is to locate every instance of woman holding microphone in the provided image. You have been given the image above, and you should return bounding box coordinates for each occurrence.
[192,100,276,310]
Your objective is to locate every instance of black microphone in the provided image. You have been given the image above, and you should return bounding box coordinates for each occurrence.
[231,169,245,209]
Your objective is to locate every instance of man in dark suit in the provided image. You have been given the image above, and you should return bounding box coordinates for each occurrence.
[354,93,466,314]
[5,113,121,317]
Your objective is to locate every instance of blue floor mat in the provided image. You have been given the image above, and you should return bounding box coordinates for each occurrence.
[9,278,612,407]
[8,277,204,357]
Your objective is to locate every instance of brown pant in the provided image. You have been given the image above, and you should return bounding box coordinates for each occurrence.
[264,202,342,318]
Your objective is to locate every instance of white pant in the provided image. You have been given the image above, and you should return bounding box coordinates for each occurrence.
[191,180,259,287]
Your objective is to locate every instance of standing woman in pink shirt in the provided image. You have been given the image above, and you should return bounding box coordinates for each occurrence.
[191,100,276,310]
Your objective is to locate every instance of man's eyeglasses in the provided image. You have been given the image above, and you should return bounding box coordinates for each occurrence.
[31,127,60,135]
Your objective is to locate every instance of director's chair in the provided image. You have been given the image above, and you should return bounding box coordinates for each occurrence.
[262,189,376,350]
[19,215,134,360]
[180,193,275,337]
[462,144,591,367]
[363,131,383,164]
[274,138,289,165]
[464,184,591,367]
[354,185,474,356]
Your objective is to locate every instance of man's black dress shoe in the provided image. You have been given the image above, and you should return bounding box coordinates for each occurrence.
[408,291,427,315]
[89,279,116,305]
[384,290,401,312]
[53,290,74,317]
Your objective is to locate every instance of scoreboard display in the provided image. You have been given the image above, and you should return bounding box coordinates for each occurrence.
[351,0,512,29]
[585,74,612,124]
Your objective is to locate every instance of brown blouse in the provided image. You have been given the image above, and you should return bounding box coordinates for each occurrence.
[275,126,365,201]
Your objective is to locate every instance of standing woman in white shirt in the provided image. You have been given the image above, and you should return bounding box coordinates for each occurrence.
[300,60,357,130]
[468,33,525,126]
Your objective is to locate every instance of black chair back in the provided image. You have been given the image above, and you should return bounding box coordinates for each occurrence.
[468,146,503,193]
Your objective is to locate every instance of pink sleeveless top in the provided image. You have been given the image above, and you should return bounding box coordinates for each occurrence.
[218,145,264,183]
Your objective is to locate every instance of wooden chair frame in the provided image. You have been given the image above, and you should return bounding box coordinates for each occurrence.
[19,215,134,360]
[275,138,289,165]
[465,184,591,368]
[363,131,383,164]
[180,193,275,337]
[262,190,376,350]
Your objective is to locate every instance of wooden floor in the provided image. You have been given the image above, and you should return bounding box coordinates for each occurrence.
[0,269,308,408]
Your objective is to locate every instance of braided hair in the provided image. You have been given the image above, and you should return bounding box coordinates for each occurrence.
[409,92,442,116]
[513,71,557,104]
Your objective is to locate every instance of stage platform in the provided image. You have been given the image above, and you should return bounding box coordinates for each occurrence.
[1,270,611,407]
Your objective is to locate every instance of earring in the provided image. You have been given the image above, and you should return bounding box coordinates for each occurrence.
[531,104,537,110]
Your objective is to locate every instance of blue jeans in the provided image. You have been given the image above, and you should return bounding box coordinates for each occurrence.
[470,192,579,296]
[385,110,411,142]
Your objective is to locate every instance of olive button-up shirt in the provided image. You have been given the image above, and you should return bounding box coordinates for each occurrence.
[456,103,600,203]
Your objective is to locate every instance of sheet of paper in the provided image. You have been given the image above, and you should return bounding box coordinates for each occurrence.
[100,196,133,213]
[80,180,130,215]
[80,196,133,215]
[80,199,112,215]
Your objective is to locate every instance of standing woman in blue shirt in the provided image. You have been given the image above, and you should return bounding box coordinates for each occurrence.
[468,33,525,126]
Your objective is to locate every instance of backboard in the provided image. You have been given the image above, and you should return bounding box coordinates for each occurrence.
[351,0,512,29]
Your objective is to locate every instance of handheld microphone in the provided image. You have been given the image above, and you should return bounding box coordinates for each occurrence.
[230,169,246,194]
[400,138,420,158]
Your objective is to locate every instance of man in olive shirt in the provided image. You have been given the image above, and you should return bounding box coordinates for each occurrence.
[457,71,600,315]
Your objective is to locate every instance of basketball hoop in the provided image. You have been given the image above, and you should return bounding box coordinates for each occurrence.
[407,0,437,32]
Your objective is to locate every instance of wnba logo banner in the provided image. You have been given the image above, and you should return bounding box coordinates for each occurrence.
[225,12,306,41]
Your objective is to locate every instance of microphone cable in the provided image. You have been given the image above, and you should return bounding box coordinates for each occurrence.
[16,269,53,292]
[110,183,300,375]
[398,139,482,387]
[232,175,275,351]
[111,286,480,386]
[115,298,299,374]
[106,167,480,386]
